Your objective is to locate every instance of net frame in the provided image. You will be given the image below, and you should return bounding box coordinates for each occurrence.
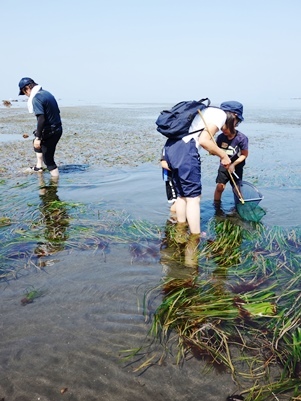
[233,180,264,207]
[232,181,265,222]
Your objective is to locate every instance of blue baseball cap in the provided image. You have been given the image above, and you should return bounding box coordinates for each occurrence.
[18,77,37,95]
[220,101,244,122]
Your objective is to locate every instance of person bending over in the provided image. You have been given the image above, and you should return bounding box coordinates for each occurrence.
[163,101,244,237]
[18,77,62,178]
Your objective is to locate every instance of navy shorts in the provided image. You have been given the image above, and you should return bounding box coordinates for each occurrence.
[164,138,202,198]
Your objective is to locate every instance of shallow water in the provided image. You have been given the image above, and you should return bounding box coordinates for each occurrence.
[0,104,301,400]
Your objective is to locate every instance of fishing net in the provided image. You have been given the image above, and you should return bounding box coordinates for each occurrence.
[233,181,266,223]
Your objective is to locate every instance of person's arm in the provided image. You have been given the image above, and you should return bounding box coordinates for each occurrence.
[161,160,170,170]
[160,147,171,171]
[198,124,231,167]
[33,114,45,148]
[229,134,249,173]
[36,114,45,138]
[229,150,248,173]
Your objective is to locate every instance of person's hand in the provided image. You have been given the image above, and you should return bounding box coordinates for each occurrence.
[220,154,231,168]
[229,163,235,173]
[33,138,41,150]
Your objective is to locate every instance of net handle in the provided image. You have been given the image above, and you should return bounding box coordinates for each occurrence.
[229,171,245,204]
[197,109,245,204]
[197,109,217,144]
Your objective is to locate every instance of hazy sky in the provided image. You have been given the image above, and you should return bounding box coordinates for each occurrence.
[1,0,301,106]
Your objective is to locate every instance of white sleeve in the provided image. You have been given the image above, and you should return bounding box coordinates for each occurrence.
[189,107,227,133]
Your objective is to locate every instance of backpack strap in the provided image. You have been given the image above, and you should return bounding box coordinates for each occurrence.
[188,98,211,135]
[198,98,211,107]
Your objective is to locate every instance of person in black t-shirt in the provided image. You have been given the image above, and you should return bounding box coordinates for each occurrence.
[214,103,248,203]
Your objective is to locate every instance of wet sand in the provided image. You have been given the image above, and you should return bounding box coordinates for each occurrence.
[1,247,238,401]
[0,105,165,178]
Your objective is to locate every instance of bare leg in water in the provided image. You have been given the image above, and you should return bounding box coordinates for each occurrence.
[175,196,201,235]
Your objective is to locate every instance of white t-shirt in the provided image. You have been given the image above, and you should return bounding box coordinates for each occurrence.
[182,107,227,145]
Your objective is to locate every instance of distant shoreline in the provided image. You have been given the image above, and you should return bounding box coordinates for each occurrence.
[1,97,301,110]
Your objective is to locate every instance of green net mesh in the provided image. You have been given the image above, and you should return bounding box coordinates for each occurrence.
[236,202,266,223]
[233,181,266,223]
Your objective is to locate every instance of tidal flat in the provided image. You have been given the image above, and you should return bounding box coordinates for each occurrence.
[0,103,300,401]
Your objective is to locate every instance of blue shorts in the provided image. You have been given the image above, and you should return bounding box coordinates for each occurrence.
[164,138,202,198]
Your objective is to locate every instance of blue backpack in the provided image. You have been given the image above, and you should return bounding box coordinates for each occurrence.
[156,98,211,139]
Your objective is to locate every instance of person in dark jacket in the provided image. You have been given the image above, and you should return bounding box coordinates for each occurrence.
[18,77,62,178]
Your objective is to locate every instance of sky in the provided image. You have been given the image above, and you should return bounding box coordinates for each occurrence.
[1,0,301,107]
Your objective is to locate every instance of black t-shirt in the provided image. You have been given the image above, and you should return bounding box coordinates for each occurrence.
[216,130,248,166]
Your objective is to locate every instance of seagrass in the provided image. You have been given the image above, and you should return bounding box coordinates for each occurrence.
[126,221,301,400]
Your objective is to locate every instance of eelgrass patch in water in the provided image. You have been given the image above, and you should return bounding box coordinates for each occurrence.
[0,196,164,281]
[129,240,161,264]
[20,286,44,306]
[0,216,11,226]
[124,220,301,401]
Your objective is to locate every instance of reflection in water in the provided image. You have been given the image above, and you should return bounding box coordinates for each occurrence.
[160,214,245,288]
[207,218,243,298]
[129,240,161,264]
[143,217,259,396]
[213,200,227,218]
[153,217,247,368]
[160,220,201,278]
[208,219,243,266]
[34,176,69,257]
